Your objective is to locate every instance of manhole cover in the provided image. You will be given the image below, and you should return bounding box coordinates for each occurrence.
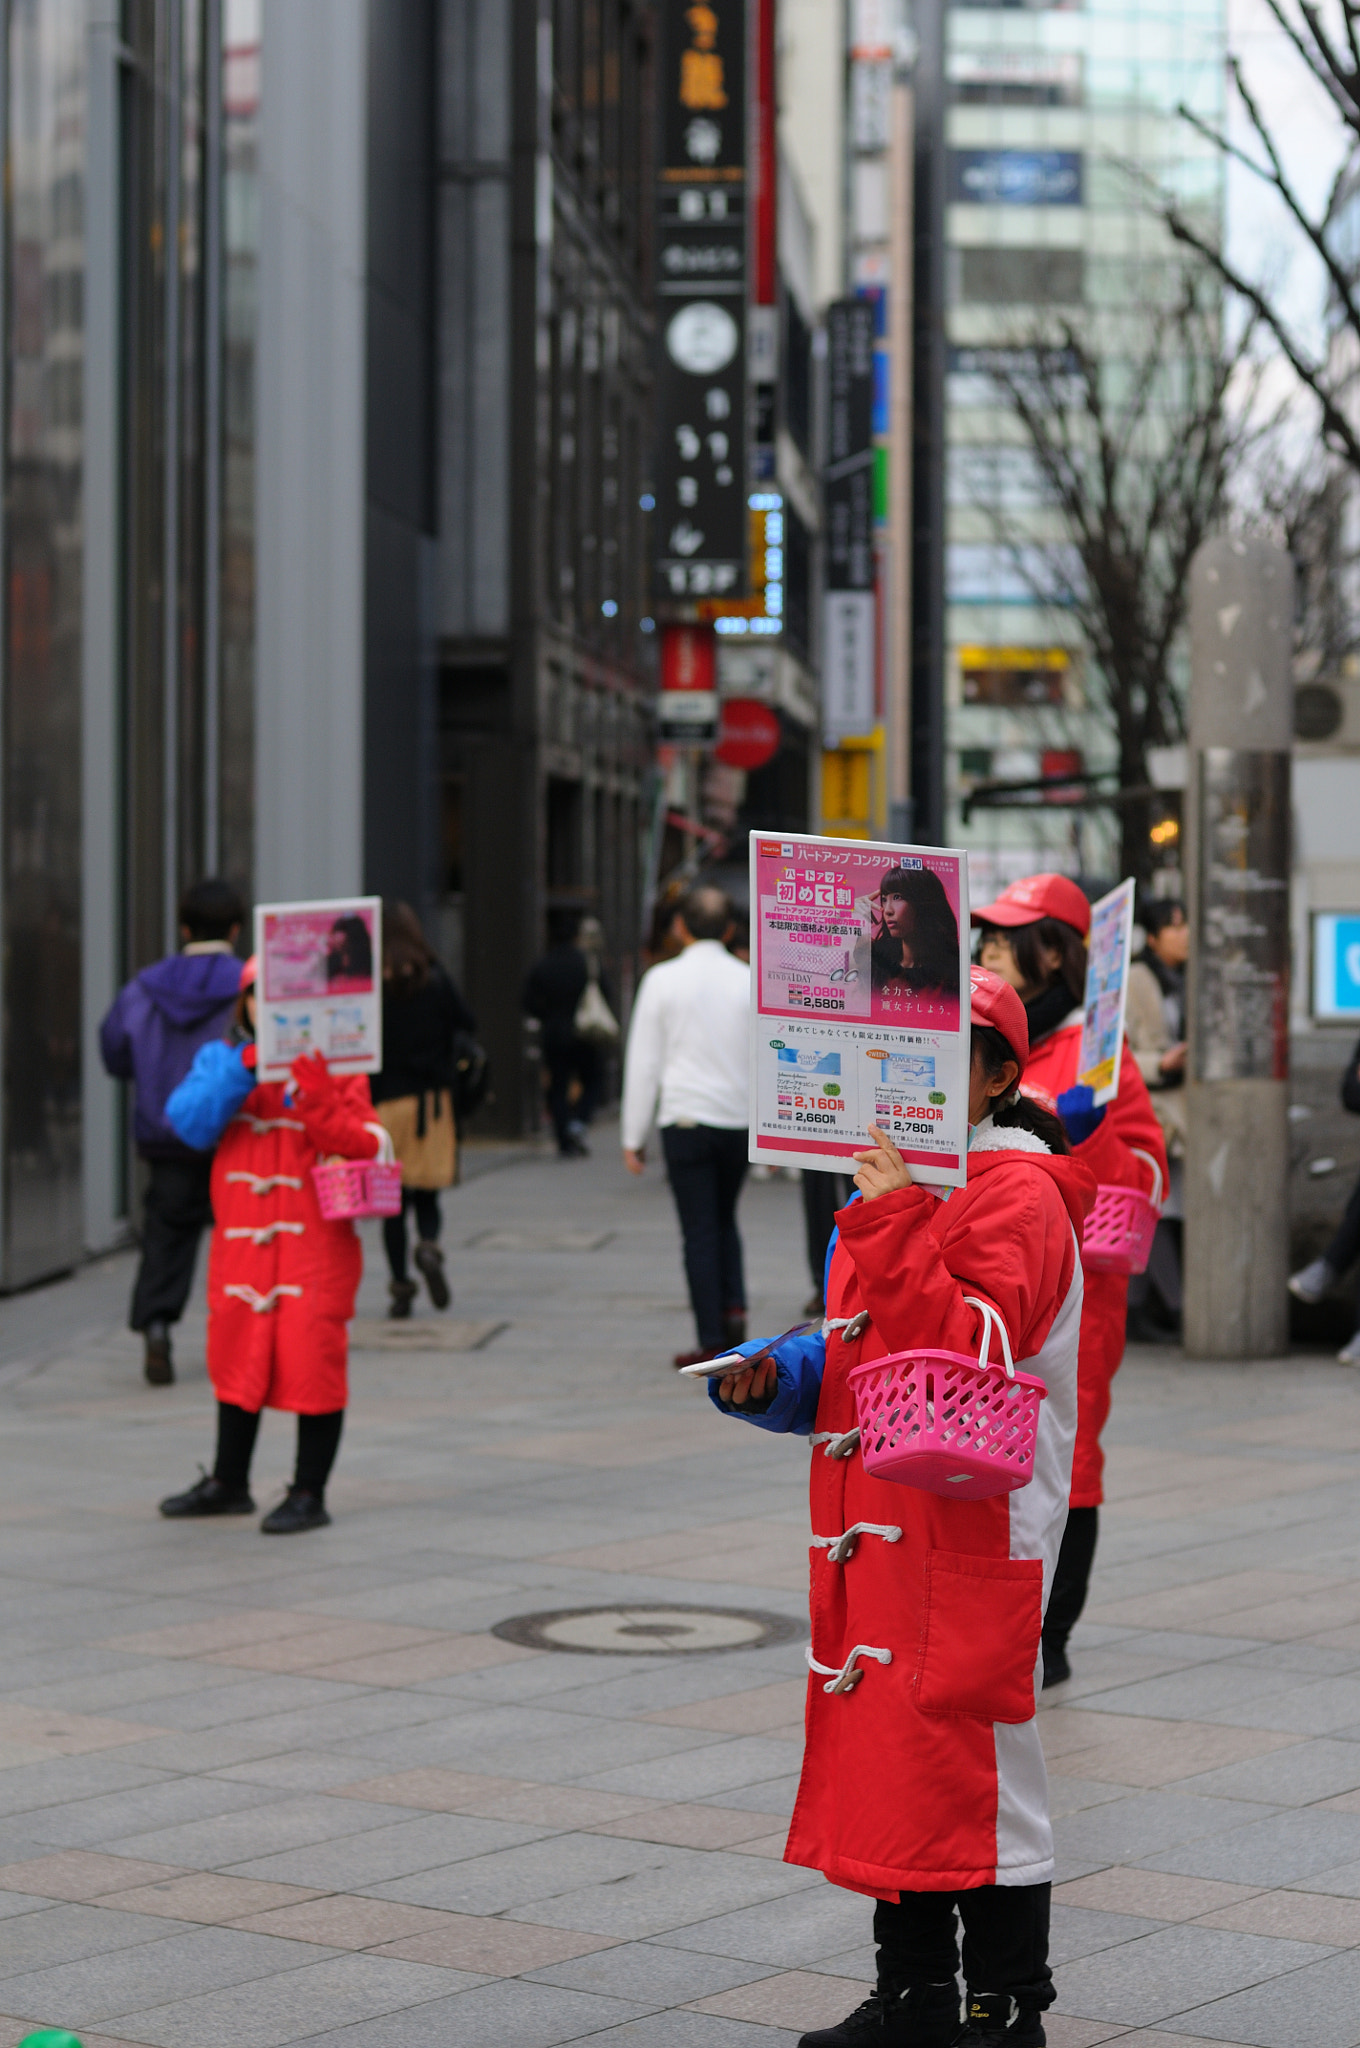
[492,1603,803,1656]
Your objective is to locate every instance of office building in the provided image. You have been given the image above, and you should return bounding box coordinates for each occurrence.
[941,0,1225,895]
[0,0,659,1288]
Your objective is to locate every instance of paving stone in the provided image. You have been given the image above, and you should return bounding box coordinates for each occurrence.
[14,1778,279,1852]
[222,1811,548,1889]
[0,1925,332,2027]
[287,1976,654,2047]
[100,1873,326,1922]
[1049,1906,1171,1965]
[98,1794,416,1871]
[521,1939,772,2002]
[1194,1888,1360,1945]
[0,1850,190,1900]
[1163,1947,1360,2045]
[1053,1923,1333,2025]
[1140,1809,1360,1887]
[1053,1869,1262,1920]
[506,1846,815,1940]
[659,1885,878,1966]
[117,1953,479,2048]
[1171,1739,1360,1806]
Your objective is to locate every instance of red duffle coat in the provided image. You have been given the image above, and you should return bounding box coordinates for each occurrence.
[206,1076,382,1415]
[1021,1021,1167,1507]
[782,1132,1096,1895]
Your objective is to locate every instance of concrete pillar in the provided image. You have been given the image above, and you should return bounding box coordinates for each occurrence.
[1183,537,1294,1359]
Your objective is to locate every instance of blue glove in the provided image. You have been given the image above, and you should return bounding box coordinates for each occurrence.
[1057,1083,1106,1146]
[165,1040,256,1151]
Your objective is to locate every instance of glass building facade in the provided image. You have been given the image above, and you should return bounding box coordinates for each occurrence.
[0,0,664,1283]
[4,0,87,1279]
[943,0,1225,894]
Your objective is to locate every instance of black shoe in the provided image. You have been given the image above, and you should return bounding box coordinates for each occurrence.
[800,1983,960,2048]
[723,1309,747,1348]
[159,1469,255,1518]
[261,1488,331,1535]
[388,1279,418,1320]
[143,1321,174,1386]
[954,1994,1044,2048]
[414,1240,451,1310]
[1041,1636,1071,1689]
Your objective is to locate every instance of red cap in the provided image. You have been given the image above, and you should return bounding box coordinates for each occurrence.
[240,954,258,991]
[968,965,1029,1077]
[970,871,1090,938]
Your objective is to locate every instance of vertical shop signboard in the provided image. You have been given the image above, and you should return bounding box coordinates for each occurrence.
[658,623,719,743]
[749,833,972,1185]
[655,0,749,602]
[823,298,877,743]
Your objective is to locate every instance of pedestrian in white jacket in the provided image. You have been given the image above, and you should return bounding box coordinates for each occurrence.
[622,887,750,1366]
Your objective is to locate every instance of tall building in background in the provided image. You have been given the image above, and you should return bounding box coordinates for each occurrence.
[438,1,657,1127]
[942,0,1224,896]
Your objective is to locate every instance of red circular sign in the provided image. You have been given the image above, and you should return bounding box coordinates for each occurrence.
[715,697,781,770]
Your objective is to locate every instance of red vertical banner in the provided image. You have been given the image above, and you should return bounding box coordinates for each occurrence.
[753,0,777,306]
[659,625,719,743]
[660,624,717,694]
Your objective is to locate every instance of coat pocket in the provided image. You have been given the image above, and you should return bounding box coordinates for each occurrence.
[913,1549,1043,1723]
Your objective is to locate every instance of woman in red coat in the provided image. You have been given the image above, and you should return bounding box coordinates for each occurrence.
[972,874,1167,1685]
[158,960,384,1534]
[713,971,1096,2048]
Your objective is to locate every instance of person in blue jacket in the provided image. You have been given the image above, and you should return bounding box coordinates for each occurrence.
[99,879,244,1386]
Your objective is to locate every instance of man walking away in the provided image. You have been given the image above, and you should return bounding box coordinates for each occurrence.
[622,885,750,1367]
[100,879,244,1385]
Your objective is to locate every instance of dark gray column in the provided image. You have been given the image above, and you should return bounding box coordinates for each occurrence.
[1184,537,1293,1360]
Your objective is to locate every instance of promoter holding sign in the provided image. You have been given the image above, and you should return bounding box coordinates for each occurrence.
[749,834,972,1186]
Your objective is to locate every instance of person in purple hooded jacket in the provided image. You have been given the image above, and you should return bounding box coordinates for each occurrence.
[100,880,245,1385]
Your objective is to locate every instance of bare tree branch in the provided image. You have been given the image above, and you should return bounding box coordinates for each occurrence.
[977,282,1270,878]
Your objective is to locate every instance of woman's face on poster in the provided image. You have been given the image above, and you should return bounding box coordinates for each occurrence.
[881,891,914,943]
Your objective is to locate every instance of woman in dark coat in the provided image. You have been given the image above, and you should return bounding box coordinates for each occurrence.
[370,903,476,1317]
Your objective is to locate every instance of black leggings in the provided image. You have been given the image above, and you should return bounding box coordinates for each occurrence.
[213,1402,344,1498]
[383,1188,442,1282]
[874,1885,1053,2009]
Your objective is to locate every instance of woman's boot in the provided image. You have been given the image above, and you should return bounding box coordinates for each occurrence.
[388,1278,418,1320]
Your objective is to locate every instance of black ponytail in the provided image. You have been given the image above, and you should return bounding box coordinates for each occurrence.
[972,1025,1070,1154]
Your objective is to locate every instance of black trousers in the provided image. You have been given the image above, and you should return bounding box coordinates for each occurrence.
[383,1187,443,1283]
[544,1040,602,1150]
[661,1124,749,1351]
[213,1402,345,1497]
[130,1155,215,1330]
[874,1885,1053,2009]
[1325,1169,1360,1306]
[1044,1505,1099,1649]
[802,1170,851,1302]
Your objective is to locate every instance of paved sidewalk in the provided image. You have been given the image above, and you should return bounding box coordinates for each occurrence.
[0,1138,1358,2046]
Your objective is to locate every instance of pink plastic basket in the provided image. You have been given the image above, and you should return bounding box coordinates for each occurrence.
[846,1298,1046,1500]
[1081,1149,1163,1276]
[311,1159,403,1220]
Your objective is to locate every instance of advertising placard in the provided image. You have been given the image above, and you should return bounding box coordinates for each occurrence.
[253,897,382,1081]
[1076,878,1135,1104]
[749,833,971,1186]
